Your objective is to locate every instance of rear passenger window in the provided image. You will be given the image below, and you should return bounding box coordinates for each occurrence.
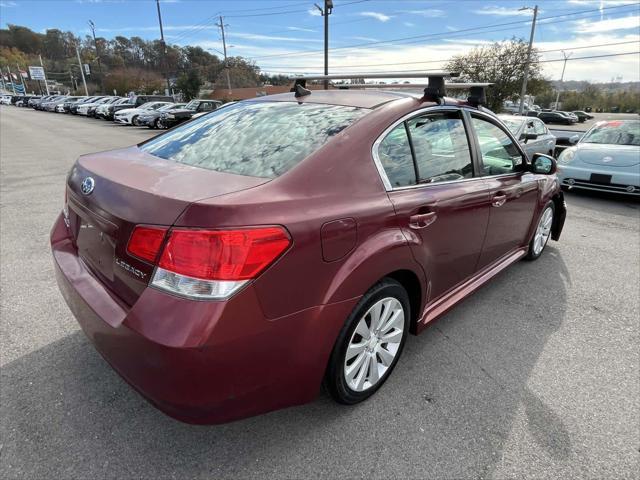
[378,124,416,187]
[471,116,524,175]
[534,120,546,135]
[407,112,473,183]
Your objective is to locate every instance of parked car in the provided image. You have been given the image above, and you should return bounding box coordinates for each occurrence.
[77,96,115,116]
[51,86,566,424]
[0,95,11,105]
[137,103,186,129]
[158,99,221,128]
[69,96,103,114]
[109,94,174,118]
[558,119,639,195]
[499,115,557,159]
[16,95,38,107]
[538,111,576,125]
[113,101,173,125]
[572,111,593,122]
[42,96,69,112]
[96,97,130,119]
[558,111,579,122]
[60,96,88,113]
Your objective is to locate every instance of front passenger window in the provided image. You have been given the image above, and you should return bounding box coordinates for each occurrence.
[471,116,524,175]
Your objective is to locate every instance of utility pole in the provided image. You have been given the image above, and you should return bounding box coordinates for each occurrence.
[216,15,232,93]
[39,55,50,95]
[6,66,16,94]
[88,20,104,93]
[315,0,333,89]
[156,0,172,95]
[518,4,538,115]
[76,44,89,96]
[554,51,572,110]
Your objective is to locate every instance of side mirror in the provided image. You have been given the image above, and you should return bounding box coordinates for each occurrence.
[569,134,580,145]
[521,132,538,143]
[531,153,557,175]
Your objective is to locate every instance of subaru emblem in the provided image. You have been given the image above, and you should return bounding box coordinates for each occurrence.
[81,177,95,195]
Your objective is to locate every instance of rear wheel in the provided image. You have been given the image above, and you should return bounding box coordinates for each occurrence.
[131,115,139,126]
[324,278,410,404]
[526,201,555,260]
[152,118,160,129]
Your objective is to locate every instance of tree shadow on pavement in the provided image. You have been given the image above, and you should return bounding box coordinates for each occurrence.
[1,247,571,479]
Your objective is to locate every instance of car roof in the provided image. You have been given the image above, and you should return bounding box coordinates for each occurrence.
[498,114,530,121]
[247,89,418,109]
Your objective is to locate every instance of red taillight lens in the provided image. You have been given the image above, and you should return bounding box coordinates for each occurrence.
[127,226,168,263]
[158,227,291,281]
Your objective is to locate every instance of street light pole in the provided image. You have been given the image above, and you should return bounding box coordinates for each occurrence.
[518,5,538,115]
[76,44,89,96]
[315,0,333,89]
[156,0,172,95]
[554,51,573,110]
[88,20,104,93]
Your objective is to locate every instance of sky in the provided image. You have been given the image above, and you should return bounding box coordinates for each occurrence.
[0,0,639,82]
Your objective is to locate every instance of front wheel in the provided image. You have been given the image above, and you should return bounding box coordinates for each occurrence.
[526,201,555,260]
[324,278,410,404]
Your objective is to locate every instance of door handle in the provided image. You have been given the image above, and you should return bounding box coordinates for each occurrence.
[492,194,507,207]
[409,212,437,229]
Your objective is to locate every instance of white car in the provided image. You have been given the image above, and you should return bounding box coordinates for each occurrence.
[0,95,12,105]
[113,101,172,125]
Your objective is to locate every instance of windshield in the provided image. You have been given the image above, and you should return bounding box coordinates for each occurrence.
[159,103,182,111]
[500,118,524,134]
[140,101,368,178]
[581,121,640,146]
[184,100,200,110]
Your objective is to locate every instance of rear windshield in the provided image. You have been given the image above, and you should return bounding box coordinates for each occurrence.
[581,121,639,146]
[140,101,368,178]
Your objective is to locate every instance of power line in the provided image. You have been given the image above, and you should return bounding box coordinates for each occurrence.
[244,2,640,60]
[256,40,640,70]
[258,51,640,75]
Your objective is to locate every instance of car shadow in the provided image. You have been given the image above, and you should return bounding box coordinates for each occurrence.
[1,247,570,479]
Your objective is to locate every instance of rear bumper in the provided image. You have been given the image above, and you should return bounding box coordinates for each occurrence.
[50,213,357,424]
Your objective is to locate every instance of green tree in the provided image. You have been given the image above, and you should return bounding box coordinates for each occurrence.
[446,38,547,112]
[176,69,202,100]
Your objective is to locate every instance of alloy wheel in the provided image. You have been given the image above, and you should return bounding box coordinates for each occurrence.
[533,206,553,255]
[343,297,404,392]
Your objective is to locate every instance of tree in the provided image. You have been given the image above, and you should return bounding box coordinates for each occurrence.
[446,38,547,112]
[176,69,202,100]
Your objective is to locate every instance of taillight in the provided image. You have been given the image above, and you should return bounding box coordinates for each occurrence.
[127,226,168,263]
[127,225,290,300]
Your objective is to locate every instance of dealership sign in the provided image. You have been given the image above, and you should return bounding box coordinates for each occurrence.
[28,66,46,80]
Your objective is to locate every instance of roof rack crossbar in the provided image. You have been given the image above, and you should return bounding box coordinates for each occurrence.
[289,71,458,82]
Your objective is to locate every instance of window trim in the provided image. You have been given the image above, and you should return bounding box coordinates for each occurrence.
[467,110,528,178]
[372,105,482,192]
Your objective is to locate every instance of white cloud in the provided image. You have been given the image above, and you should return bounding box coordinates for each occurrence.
[573,15,640,33]
[475,6,535,16]
[351,36,379,42]
[359,11,392,22]
[0,0,17,6]
[95,24,216,33]
[404,22,415,27]
[230,32,323,43]
[308,8,321,17]
[402,9,446,18]
[287,26,317,33]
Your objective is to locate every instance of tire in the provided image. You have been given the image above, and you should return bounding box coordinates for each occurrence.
[525,201,555,261]
[152,118,160,129]
[324,278,410,404]
[131,115,138,126]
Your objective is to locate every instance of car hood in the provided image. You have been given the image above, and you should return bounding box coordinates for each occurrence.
[576,143,640,167]
[165,108,195,116]
[115,107,143,115]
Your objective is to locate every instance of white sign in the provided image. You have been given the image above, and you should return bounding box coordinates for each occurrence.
[28,66,46,80]
[83,64,90,75]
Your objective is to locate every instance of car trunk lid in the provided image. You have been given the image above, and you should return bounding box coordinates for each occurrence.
[66,146,269,305]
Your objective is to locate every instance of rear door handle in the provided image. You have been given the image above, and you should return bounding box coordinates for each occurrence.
[409,212,437,229]
[492,194,507,207]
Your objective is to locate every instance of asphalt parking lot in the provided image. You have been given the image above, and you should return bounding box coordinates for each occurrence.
[549,111,639,132]
[1,106,639,479]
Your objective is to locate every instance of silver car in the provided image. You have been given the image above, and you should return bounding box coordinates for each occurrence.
[499,115,557,160]
[557,119,640,195]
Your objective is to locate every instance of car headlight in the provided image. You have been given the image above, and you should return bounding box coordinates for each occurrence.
[558,147,576,165]
[166,114,175,119]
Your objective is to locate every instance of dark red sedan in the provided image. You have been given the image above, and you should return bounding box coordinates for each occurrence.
[51,77,566,424]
